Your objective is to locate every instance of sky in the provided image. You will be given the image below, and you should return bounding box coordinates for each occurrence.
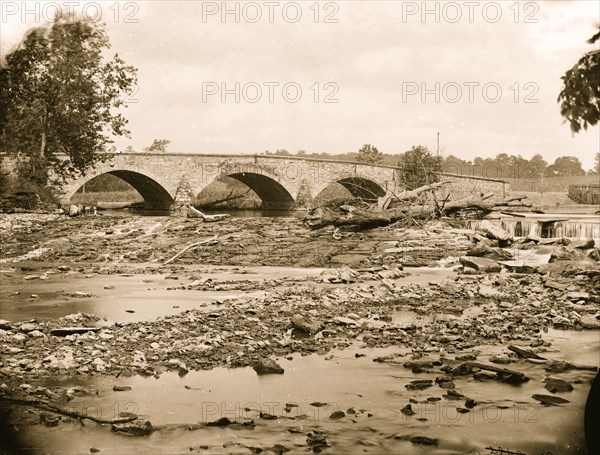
[1,0,599,170]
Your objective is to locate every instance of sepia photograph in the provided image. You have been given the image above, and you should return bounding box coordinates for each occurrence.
[0,1,599,454]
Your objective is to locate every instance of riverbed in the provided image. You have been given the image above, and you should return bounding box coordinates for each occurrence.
[0,213,598,454]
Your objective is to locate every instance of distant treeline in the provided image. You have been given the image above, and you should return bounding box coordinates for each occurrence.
[263,149,597,180]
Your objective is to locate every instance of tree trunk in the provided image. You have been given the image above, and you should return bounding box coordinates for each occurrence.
[39,109,48,157]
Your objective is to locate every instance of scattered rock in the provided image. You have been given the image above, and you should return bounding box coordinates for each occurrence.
[570,239,595,250]
[489,354,512,364]
[112,419,153,436]
[291,314,323,335]
[460,256,501,273]
[329,410,345,420]
[410,436,438,446]
[406,379,434,391]
[113,385,132,392]
[544,378,573,393]
[545,361,574,373]
[401,404,415,416]
[479,220,512,244]
[253,358,284,375]
[307,431,329,450]
[478,284,503,298]
[532,394,570,406]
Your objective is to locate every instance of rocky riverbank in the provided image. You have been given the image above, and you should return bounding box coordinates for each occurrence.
[0,212,599,453]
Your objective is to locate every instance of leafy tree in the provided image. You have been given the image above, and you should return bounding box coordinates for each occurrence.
[529,154,548,177]
[143,139,171,153]
[0,12,137,186]
[397,145,442,189]
[356,144,382,164]
[593,151,600,175]
[544,156,585,177]
[125,145,136,153]
[558,28,600,133]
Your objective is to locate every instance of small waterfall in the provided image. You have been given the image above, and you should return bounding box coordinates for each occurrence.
[553,221,600,240]
[467,217,600,241]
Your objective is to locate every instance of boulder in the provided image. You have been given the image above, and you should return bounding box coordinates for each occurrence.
[545,360,574,373]
[544,378,573,393]
[68,204,80,217]
[333,316,358,326]
[478,284,503,298]
[460,256,501,273]
[466,245,513,261]
[112,419,153,436]
[479,220,512,243]
[532,394,570,406]
[580,315,600,329]
[566,291,589,302]
[253,358,284,375]
[570,239,595,250]
[291,314,323,335]
[410,436,438,446]
[0,320,12,330]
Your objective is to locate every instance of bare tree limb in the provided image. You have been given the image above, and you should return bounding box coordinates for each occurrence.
[0,396,138,424]
[164,235,219,264]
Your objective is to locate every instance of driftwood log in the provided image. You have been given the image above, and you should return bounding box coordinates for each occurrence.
[382,181,451,209]
[0,396,138,424]
[163,235,219,264]
[304,189,536,231]
[187,205,232,222]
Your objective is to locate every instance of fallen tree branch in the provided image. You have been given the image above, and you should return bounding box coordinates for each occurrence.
[196,188,251,209]
[468,362,526,377]
[304,192,538,231]
[0,396,138,424]
[164,235,219,265]
[187,206,232,222]
[392,181,450,202]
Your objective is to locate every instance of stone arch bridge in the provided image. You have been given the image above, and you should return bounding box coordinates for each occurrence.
[61,153,405,211]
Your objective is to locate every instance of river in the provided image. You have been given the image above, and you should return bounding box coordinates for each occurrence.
[1,265,597,454]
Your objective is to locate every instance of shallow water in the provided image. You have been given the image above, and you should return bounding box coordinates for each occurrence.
[1,266,597,454]
[0,266,454,324]
[0,266,326,323]
[4,332,597,454]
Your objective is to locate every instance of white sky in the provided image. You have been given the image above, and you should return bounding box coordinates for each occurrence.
[1,1,599,170]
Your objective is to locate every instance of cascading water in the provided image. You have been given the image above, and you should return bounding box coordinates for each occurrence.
[467,215,600,241]
[553,220,600,240]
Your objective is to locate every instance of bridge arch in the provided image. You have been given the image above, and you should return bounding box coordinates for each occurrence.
[227,172,295,209]
[62,168,175,210]
[336,176,387,200]
[312,173,387,202]
[197,163,297,210]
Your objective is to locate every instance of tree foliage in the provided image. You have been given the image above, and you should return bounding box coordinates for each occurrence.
[356,144,382,164]
[0,12,137,186]
[143,139,171,153]
[558,28,600,134]
[545,156,586,177]
[396,145,442,190]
